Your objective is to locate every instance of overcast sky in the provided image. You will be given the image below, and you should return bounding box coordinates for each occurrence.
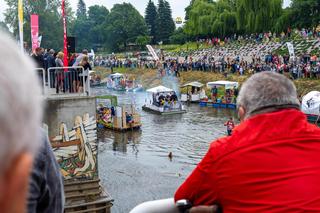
[0,0,292,23]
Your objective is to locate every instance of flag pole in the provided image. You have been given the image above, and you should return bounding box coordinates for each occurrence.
[62,0,68,67]
[18,0,24,52]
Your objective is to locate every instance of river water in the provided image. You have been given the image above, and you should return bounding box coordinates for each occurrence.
[92,87,237,213]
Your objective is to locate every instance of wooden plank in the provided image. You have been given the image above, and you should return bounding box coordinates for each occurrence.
[64,179,100,186]
[65,196,113,208]
[51,139,81,148]
[65,189,102,199]
[52,135,63,141]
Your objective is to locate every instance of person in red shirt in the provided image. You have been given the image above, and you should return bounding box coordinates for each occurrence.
[130,72,320,212]
[175,72,320,212]
[224,117,235,136]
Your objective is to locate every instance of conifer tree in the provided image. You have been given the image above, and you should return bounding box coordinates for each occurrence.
[145,0,158,44]
[156,0,175,44]
[76,0,87,19]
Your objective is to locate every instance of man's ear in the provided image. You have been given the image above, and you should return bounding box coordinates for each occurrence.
[0,153,33,213]
[238,106,246,122]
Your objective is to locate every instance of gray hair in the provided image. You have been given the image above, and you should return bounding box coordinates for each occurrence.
[0,32,42,173]
[237,72,300,119]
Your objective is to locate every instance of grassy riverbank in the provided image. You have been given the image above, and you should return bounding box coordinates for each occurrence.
[94,67,320,97]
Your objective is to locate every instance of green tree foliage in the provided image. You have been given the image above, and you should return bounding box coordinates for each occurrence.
[88,6,109,50]
[76,0,87,19]
[103,3,148,51]
[70,5,109,52]
[156,0,175,44]
[170,27,190,44]
[273,8,292,33]
[135,35,151,48]
[72,0,89,51]
[4,0,74,50]
[185,0,237,37]
[184,0,288,37]
[289,0,320,28]
[145,0,158,44]
[236,0,282,33]
[164,1,176,39]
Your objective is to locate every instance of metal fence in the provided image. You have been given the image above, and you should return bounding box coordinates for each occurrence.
[38,66,91,97]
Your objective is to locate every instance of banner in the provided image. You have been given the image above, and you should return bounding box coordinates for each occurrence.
[38,35,42,47]
[18,0,23,52]
[286,42,295,58]
[31,14,39,52]
[62,0,68,67]
[146,45,159,61]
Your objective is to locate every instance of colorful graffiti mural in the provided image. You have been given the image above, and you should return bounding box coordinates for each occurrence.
[50,113,98,180]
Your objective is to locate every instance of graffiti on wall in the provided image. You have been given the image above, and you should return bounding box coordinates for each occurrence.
[50,113,98,180]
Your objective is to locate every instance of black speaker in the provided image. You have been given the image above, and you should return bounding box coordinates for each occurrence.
[67,36,76,53]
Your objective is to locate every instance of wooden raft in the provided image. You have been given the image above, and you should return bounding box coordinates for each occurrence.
[64,179,113,213]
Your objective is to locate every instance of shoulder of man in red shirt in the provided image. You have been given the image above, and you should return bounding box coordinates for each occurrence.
[175,109,320,211]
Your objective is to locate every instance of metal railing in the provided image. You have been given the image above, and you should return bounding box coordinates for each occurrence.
[39,66,91,97]
[35,68,46,92]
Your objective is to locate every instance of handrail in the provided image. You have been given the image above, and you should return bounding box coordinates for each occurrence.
[35,68,46,93]
[43,66,91,97]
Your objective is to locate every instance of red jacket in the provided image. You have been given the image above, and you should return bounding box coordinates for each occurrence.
[175,109,320,212]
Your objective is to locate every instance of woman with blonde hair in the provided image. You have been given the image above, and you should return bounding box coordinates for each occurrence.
[55,52,64,93]
[76,55,92,92]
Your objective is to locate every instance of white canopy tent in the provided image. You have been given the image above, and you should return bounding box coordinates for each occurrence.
[146,85,174,94]
[181,81,204,88]
[301,91,320,116]
[109,73,123,79]
[207,81,239,89]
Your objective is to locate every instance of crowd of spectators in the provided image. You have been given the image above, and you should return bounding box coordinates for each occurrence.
[30,48,92,94]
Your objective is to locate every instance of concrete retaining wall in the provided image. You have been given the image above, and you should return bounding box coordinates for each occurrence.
[43,96,96,138]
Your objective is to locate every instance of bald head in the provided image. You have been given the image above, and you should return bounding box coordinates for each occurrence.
[237,72,300,119]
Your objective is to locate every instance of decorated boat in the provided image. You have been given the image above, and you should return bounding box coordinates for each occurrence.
[142,85,186,115]
[301,91,320,126]
[106,73,126,91]
[180,81,207,103]
[96,96,142,131]
[201,80,239,109]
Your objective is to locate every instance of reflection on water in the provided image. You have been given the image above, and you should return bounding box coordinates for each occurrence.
[93,86,238,167]
[98,130,142,155]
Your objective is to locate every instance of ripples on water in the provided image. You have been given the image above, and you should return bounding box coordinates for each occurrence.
[94,86,237,171]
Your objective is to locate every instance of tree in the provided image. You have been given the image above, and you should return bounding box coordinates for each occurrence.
[88,5,109,25]
[184,0,217,36]
[76,0,87,19]
[156,0,175,44]
[145,0,158,44]
[164,1,175,38]
[236,0,282,33]
[289,0,320,28]
[170,27,190,44]
[4,0,74,50]
[87,5,109,50]
[104,3,148,51]
[135,35,151,48]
